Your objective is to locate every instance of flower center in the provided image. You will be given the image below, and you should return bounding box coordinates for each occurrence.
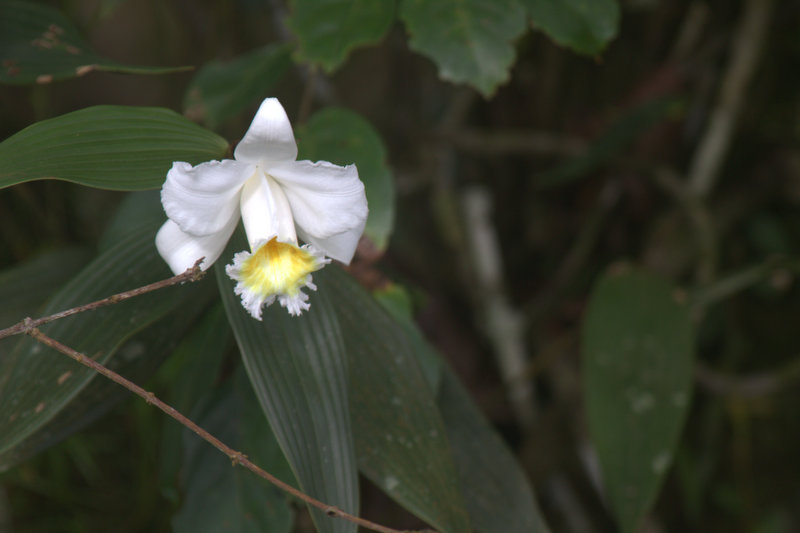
[237,237,320,298]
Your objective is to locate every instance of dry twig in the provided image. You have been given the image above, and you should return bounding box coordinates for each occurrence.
[687,0,774,197]
[2,262,432,533]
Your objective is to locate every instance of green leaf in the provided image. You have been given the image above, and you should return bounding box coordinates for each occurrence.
[297,108,394,251]
[216,233,359,533]
[0,190,210,471]
[158,304,232,496]
[287,0,395,72]
[372,284,442,391]
[400,0,526,97]
[438,368,551,533]
[99,191,166,251]
[321,266,470,533]
[373,282,547,532]
[173,370,293,533]
[184,45,292,129]
[0,247,90,339]
[0,0,190,85]
[0,106,228,191]
[0,248,91,445]
[0,222,211,471]
[0,298,210,470]
[523,0,620,55]
[582,266,693,533]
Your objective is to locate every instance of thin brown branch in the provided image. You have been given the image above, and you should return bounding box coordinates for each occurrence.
[461,186,535,428]
[26,328,426,533]
[0,259,206,341]
[695,358,800,399]
[2,256,429,532]
[687,0,773,197]
[446,129,586,157]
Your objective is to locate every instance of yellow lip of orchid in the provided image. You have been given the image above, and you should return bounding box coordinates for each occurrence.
[154,97,368,319]
[226,237,330,319]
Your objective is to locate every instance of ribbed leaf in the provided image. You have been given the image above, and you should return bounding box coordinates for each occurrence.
[372,284,441,390]
[216,234,359,533]
[184,44,292,129]
[321,266,470,533]
[297,108,394,251]
[582,267,693,533]
[99,191,166,251]
[524,0,620,55]
[0,247,90,342]
[173,370,293,533]
[0,0,189,85]
[158,304,232,495]
[0,106,228,191]
[0,298,210,471]
[439,368,550,533]
[287,0,395,72]
[0,222,207,471]
[400,0,526,96]
[0,190,212,469]
[374,282,546,532]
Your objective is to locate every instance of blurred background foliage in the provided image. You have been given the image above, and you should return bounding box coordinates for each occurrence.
[2,0,800,532]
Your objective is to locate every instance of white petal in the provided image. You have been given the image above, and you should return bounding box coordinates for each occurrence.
[161,159,253,236]
[234,98,298,166]
[240,173,297,249]
[296,222,366,264]
[155,213,238,274]
[268,159,368,246]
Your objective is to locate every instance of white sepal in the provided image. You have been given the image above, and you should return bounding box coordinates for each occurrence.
[161,159,253,236]
[234,98,298,166]
[295,221,366,265]
[155,214,238,274]
[269,160,368,240]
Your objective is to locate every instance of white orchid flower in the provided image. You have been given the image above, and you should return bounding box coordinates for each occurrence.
[155,97,368,319]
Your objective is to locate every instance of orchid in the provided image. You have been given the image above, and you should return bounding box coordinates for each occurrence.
[155,98,368,319]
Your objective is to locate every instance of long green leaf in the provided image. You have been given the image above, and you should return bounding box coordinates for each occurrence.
[0,297,211,471]
[0,247,90,343]
[99,191,166,251]
[0,222,207,470]
[374,282,547,532]
[582,266,693,533]
[373,284,441,390]
[216,234,359,533]
[321,266,470,533]
[0,106,228,191]
[400,0,526,97]
[287,0,395,72]
[0,190,212,469]
[439,368,550,533]
[158,304,232,495]
[297,107,394,251]
[0,0,189,85]
[173,370,294,533]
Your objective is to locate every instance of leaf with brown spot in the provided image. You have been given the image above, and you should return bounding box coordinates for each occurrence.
[0,0,189,85]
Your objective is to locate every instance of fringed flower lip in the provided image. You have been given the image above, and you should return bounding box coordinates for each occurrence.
[155,97,368,318]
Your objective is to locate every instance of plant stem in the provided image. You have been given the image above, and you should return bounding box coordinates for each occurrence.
[1,261,431,533]
[25,328,419,533]
[0,259,206,341]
